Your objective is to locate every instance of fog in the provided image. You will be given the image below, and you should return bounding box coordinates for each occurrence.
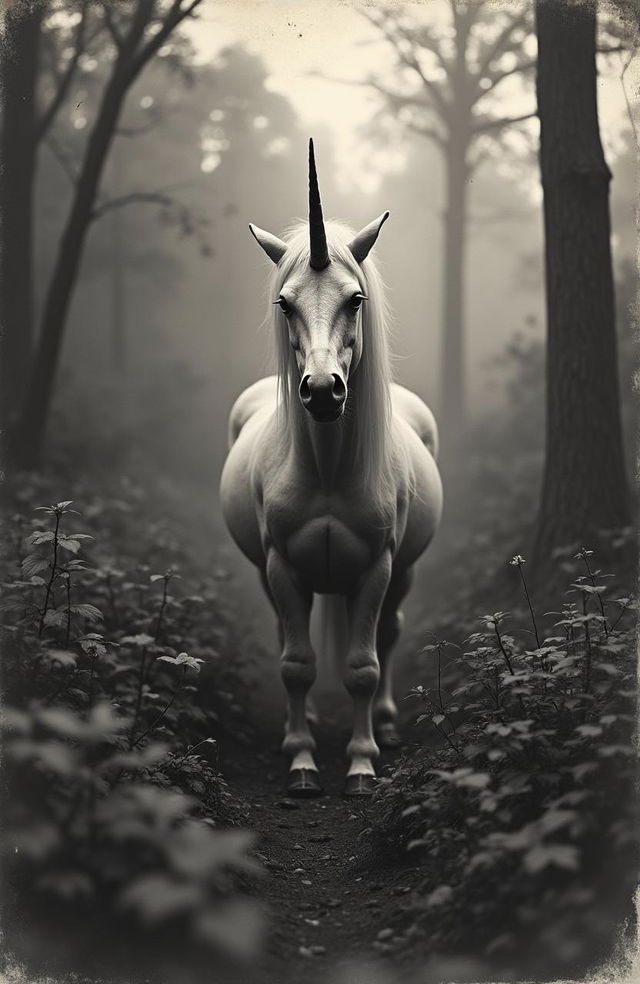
[4,4,639,977]
[31,0,638,648]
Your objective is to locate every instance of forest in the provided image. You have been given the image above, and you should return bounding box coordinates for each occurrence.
[1,1,638,983]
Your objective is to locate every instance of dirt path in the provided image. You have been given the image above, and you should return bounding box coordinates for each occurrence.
[225,723,422,984]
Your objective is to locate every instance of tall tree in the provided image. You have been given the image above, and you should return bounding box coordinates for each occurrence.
[532,0,630,570]
[10,0,203,467]
[1,1,44,423]
[1,1,97,425]
[335,1,537,445]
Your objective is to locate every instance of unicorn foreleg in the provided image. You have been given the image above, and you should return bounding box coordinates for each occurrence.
[265,549,321,796]
[260,568,318,728]
[374,566,414,748]
[343,549,393,795]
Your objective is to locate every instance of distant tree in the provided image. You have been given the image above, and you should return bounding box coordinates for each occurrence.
[1,0,112,420]
[25,40,306,484]
[340,0,538,446]
[2,0,49,424]
[531,0,630,572]
[5,0,203,468]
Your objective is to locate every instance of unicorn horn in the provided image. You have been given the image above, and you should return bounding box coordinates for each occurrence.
[308,138,330,270]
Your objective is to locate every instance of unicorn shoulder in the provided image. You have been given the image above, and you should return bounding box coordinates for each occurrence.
[228,376,279,448]
[391,383,439,461]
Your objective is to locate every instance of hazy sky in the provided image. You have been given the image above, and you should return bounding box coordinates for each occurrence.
[189,0,639,191]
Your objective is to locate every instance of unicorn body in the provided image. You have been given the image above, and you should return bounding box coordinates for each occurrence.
[220,142,442,796]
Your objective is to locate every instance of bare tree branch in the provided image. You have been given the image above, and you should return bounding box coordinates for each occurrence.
[404,119,447,146]
[126,0,203,82]
[100,0,125,51]
[475,8,530,78]
[91,189,179,220]
[480,57,537,93]
[44,133,79,185]
[597,43,630,54]
[308,69,437,118]
[468,141,492,172]
[472,109,537,133]
[358,6,450,119]
[402,22,453,78]
[619,49,640,147]
[18,0,209,461]
[452,0,484,48]
[36,1,87,142]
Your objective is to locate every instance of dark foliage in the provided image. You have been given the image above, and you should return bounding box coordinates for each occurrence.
[1,476,265,983]
[367,549,638,979]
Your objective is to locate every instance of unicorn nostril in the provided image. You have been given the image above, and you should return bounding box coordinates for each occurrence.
[300,372,346,416]
[299,375,312,405]
[331,374,346,405]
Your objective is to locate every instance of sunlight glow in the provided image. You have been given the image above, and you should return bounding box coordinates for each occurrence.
[201,153,221,173]
[187,0,636,194]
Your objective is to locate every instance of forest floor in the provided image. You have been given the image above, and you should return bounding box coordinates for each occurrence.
[225,718,426,984]
[6,476,635,984]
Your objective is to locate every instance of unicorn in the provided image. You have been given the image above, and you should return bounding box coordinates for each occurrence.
[220,140,442,796]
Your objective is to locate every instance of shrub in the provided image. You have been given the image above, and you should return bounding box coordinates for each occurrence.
[369,549,638,979]
[1,489,264,983]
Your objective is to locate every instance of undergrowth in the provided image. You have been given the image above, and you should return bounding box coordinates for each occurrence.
[369,548,638,980]
[2,472,637,984]
[1,475,264,984]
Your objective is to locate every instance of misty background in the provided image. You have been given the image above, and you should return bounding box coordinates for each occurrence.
[3,3,639,980]
[23,0,639,672]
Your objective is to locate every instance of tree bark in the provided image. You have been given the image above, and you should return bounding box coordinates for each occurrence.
[532,0,630,570]
[111,144,127,373]
[0,1,43,429]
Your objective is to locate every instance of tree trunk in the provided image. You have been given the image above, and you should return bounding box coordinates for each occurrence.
[440,138,469,452]
[532,0,630,570]
[111,144,127,374]
[0,1,43,429]
[14,69,131,466]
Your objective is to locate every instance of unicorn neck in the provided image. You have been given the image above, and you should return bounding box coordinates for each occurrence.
[306,413,351,492]
[291,378,360,493]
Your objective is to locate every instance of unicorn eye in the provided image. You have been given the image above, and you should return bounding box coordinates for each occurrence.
[275,296,292,316]
[349,292,367,310]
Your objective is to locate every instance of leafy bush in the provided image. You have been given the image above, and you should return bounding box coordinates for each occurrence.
[369,549,638,979]
[1,485,264,982]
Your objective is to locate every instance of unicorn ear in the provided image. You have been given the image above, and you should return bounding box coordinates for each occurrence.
[249,223,287,264]
[347,211,390,264]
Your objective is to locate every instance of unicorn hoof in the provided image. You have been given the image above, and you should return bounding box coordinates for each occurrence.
[343,773,377,798]
[375,723,402,748]
[287,768,323,798]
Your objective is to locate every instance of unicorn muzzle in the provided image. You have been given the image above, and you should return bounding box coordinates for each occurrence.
[299,371,346,422]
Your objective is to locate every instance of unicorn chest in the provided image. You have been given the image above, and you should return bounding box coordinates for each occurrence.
[262,490,391,593]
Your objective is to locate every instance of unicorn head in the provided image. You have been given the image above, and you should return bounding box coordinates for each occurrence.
[249,139,389,424]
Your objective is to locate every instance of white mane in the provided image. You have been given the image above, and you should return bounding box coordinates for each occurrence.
[266,219,397,503]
